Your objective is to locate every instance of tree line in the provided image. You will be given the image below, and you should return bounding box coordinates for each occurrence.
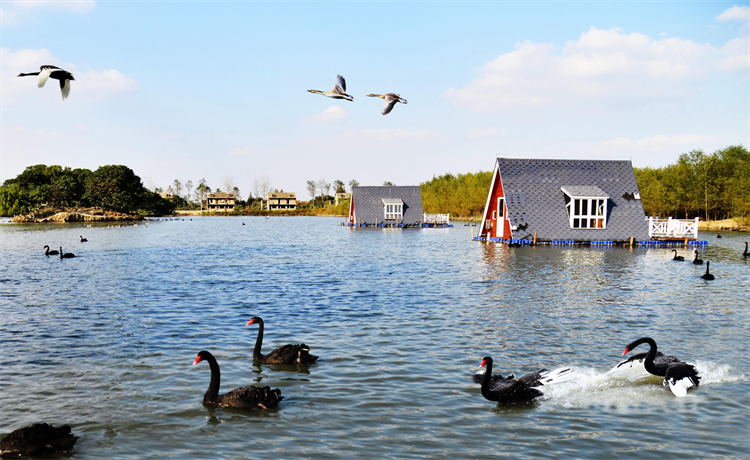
[0,164,175,216]
[633,145,749,221]
[420,171,493,218]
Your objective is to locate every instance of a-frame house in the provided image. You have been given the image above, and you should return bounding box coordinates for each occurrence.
[479,158,649,242]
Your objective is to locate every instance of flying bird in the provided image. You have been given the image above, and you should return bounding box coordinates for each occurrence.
[367,93,407,115]
[308,75,353,101]
[18,65,75,100]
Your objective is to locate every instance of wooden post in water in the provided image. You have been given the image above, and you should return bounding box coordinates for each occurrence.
[471,227,474,240]
[684,237,688,249]
[533,232,537,246]
[376,217,378,227]
[629,236,634,248]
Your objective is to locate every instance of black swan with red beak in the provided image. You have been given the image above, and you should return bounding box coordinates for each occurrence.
[193,350,283,409]
[246,316,318,364]
[475,356,571,404]
[621,337,700,397]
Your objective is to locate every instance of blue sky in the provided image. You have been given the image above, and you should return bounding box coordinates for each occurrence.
[2,1,748,200]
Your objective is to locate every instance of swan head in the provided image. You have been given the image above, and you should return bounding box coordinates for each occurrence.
[366,94,383,98]
[480,356,492,368]
[246,316,263,326]
[308,89,323,94]
[193,350,210,365]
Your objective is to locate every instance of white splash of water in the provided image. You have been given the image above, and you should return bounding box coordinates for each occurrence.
[538,360,742,409]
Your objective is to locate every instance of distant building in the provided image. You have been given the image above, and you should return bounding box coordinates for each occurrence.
[348,186,423,227]
[266,192,297,210]
[479,158,648,242]
[159,192,173,199]
[207,192,236,211]
[335,192,351,205]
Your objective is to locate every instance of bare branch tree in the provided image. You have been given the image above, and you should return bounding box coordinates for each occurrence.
[221,174,236,196]
[253,174,272,208]
[172,179,182,197]
[185,180,193,205]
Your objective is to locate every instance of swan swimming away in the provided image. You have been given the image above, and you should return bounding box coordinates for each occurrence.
[246,316,318,364]
[621,337,700,397]
[193,350,283,409]
[475,356,572,404]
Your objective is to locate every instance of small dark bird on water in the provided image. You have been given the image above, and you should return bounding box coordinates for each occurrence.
[17,65,75,100]
[701,261,715,280]
[671,249,684,261]
[80,235,88,242]
[692,250,703,265]
[0,423,77,457]
[60,247,75,259]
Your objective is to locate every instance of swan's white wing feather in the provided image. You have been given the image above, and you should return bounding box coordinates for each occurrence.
[60,79,71,100]
[336,75,346,92]
[666,376,694,397]
[538,367,573,385]
[381,98,397,115]
[38,68,54,88]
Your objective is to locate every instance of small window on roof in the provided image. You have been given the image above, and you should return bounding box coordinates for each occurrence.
[562,186,609,229]
[382,198,403,220]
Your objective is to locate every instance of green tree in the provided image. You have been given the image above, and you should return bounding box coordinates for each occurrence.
[333,180,345,193]
[83,165,147,213]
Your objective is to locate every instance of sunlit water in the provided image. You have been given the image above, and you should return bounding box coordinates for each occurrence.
[1,217,748,459]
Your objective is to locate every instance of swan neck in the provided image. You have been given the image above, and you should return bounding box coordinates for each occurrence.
[253,320,264,359]
[481,359,493,396]
[204,354,220,401]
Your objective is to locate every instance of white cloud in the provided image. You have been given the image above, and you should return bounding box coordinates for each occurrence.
[718,37,750,70]
[446,27,724,112]
[716,5,749,22]
[603,133,717,149]
[305,105,347,123]
[11,0,96,12]
[1,48,138,104]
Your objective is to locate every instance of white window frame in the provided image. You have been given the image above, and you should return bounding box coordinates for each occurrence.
[565,196,608,229]
[384,203,403,220]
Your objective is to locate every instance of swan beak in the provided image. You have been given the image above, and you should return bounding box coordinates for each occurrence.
[246,319,255,326]
[480,359,487,367]
[622,348,629,356]
[193,356,202,365]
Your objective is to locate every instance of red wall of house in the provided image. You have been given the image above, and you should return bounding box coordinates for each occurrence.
[483,170,511,238]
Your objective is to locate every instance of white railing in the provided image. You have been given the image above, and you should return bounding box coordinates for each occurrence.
[647,217,699,239]
[423,213,450,224]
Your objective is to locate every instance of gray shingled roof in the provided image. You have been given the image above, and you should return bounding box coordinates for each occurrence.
[351,186,423,225]
[497,158,649,241]
[561,185,608,198]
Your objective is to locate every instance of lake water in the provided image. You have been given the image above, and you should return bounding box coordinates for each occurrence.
[1,216,748,459]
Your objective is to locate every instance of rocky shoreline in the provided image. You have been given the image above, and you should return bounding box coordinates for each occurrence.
[11,207,142,223]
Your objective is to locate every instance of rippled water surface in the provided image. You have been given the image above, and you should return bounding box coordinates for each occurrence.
[1,217,748,459]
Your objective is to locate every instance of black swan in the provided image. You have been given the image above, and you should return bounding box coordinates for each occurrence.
[0,423,77,457]
[621,337,700,397]
[671,249,684,261]
[193,350,283,409]
[246,317,318,364]
[692,250,703,265]
[716,232,722,238]
[743,242,748,258]
[17,65,75,100]
[701,261,715,280]
[43,245,59,256]
[80,236,87,242]
[59,247,75,259]
[475,356,572,404]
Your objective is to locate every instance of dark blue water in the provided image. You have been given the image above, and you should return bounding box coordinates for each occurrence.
[1,217,748,458]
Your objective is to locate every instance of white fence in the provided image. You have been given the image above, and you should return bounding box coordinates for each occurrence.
[423,213,450,224]
[647,217,699,239]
